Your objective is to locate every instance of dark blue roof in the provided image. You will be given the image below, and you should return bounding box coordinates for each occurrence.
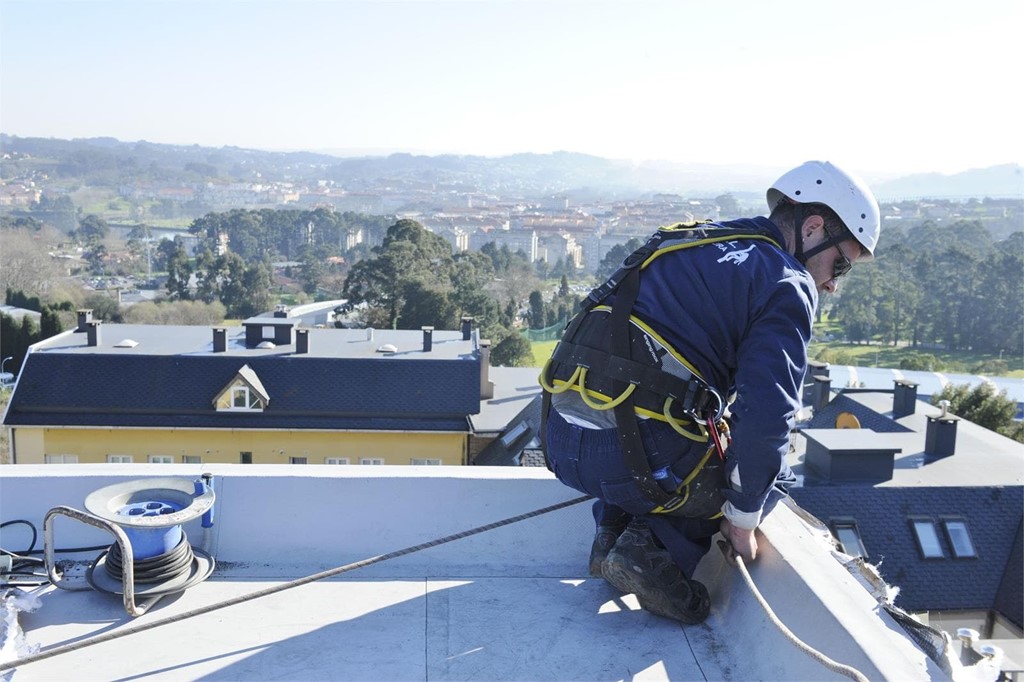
[805,393,913,433]
[6,351,480,432]
[791,485,1023,628]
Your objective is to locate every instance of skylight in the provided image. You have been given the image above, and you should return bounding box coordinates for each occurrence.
[943,520,977,558]
[911,520,944,559]
[832,521,866,558]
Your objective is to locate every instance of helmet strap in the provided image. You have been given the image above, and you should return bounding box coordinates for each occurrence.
[792,206,844,264]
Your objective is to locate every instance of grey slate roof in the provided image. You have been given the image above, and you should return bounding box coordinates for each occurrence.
[790,383,1024,630]
[791,485,1024,628]
[4,324,482,432]
[473,394,543,465]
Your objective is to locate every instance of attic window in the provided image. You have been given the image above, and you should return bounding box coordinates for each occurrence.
[114,339,139,348]
[376,344,398,353]
[831,520,867,558]
[911,519,944,559]
[214,364,270,412]
[943,519,977,558]
[500,422,529,447]
[257,341,276,349]
[230,384,262,410]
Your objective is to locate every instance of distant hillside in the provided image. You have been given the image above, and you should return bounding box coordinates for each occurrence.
[874,164,1023,200]
[1,134,1020,200]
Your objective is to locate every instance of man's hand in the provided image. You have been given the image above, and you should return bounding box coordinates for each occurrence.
[720,518,758,563]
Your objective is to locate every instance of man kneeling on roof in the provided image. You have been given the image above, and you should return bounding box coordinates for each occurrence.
[540,161,881,623]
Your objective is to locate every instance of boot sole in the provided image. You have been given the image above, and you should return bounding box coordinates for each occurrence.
[602,552,709,625]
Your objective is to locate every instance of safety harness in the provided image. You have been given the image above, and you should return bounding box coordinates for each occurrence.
[540,221,783,515]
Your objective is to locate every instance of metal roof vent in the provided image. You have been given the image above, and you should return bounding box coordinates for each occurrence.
[114,339,139,348]
[376,343,397,354]
[257,341,276,349]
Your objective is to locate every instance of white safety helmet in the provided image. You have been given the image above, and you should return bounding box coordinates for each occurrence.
[767,161,880,260]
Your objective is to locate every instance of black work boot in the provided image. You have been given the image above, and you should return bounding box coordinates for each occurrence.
[588,526,623,577]
[601,520,710,624]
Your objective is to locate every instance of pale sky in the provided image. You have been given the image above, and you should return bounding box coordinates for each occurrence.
[1,0,1021,177]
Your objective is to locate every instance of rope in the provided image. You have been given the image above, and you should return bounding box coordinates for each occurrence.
[0,494,591,672]
[719,541,870,682]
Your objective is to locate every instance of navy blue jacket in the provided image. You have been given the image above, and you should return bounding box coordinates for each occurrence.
[628,217,816,519]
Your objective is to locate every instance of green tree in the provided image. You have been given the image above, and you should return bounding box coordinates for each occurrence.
[596,238,643,280]
[528,290,545,329]
[342,219,454,329]
[165,239,193,301]
[490,332,535,367]
[715,193,740,218]
[932,383,1020,441]
[77,214,110,242]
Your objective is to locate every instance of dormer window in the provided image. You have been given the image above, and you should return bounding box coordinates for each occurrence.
[214,364,269,412]
[231,385,262,409]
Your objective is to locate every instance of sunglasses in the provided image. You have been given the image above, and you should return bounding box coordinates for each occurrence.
[824,226,854,280]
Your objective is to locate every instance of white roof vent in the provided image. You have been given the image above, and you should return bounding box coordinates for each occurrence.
[257,341,276,349]
[114,339,139,348]
[376,343,398,354]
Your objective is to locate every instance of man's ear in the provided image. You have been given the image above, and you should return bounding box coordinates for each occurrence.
[802,214,824,239]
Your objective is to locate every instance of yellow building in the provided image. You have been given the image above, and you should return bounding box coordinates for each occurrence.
[2,311,532,466]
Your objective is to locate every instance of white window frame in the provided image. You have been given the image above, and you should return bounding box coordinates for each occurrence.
[148,455,174,464]
[183,455,203,464]
[410,458,442,465]
[360,458,385,465]
[289,456,308,465]
[107,454,134,464]
[325,457,350,465]
[45,454,78,464]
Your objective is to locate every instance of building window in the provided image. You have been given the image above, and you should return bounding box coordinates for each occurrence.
[325,457,349,465]
[216,380,266,412]
[149,455,173,464]
[410,458,442,465]
[290,456,308,465]
[107,455,133,463]
[911,519,945,559]
[943,520,978,558]
[831,520,867,558]
[45,454,78,464]
[360,458,385,465]
[183,455,202,464]
[240,451,253,464]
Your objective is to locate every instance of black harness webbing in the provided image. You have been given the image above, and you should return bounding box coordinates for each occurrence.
[540,222,781,509]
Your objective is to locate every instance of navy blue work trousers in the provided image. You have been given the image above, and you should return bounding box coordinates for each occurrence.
[544,407,722,577]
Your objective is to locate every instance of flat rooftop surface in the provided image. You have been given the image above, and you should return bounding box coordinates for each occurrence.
[17,574,718,681]
[1,467,951,681]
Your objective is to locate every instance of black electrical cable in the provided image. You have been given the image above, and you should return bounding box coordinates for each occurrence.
[102,534,195,584]
[1,518,112,555]
[0,519,38,554]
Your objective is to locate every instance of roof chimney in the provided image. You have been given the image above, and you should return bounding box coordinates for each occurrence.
[461,316,474,341]
[76,309,93,332]
[296,328,310,354]
[924,400,958,458]
[803,359,830,405]
[86,320,101,347]
[422,326,433,352]
[812,375,832,410]
[479,339,494,400]
[366,328,374,342]
[213,327,227,353]
[802,429,899,483]
[893,379,918,418]
[273,304,288,318]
